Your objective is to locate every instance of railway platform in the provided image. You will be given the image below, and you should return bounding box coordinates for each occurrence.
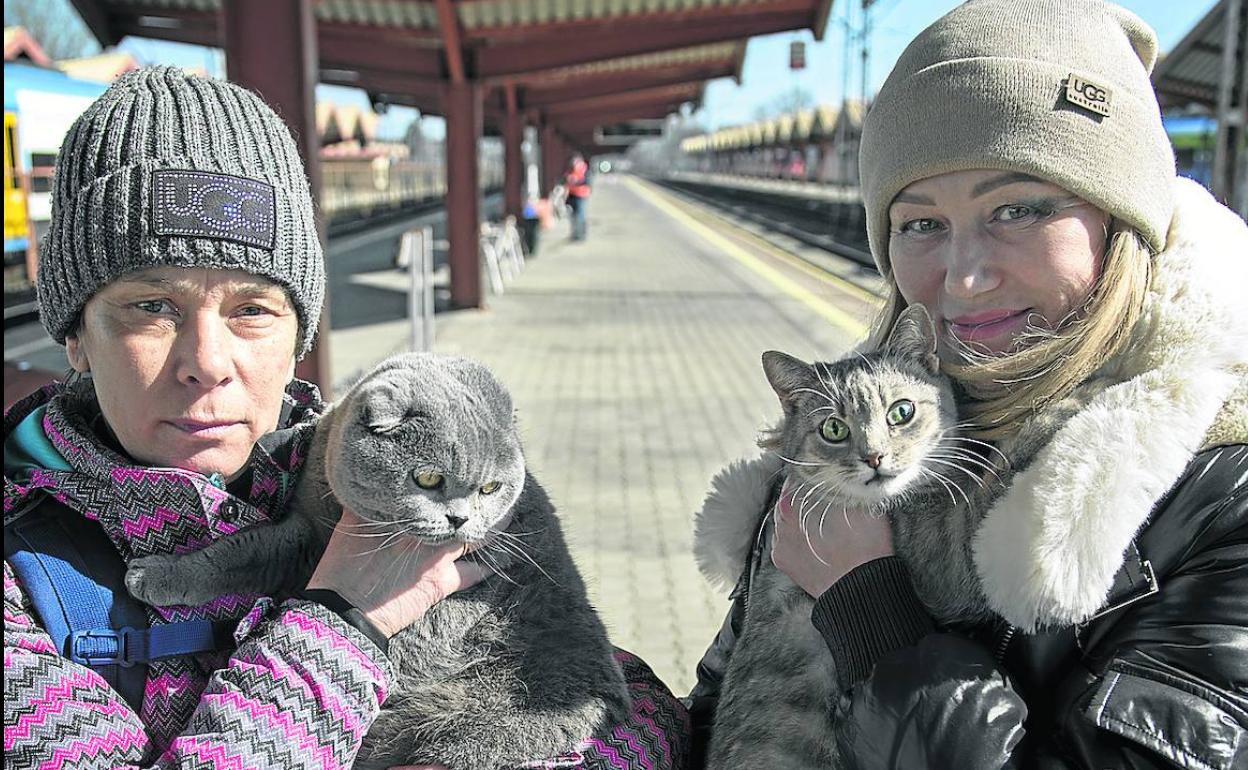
[2,173,885,695]
[422,174,881,693]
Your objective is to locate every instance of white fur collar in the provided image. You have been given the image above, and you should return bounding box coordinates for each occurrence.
[693,180,1248,633]
[693,453,784,591]
[974,179,1248,631]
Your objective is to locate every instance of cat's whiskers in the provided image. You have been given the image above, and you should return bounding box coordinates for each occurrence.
[475,541,519,586]
[929,447,1003,481]
[790,386,836,405]
[798,480,828,518]
[777,455,825,467]
[798,507,831,567]
[492,534,559,586]
[916,466,962,508]
[923,456,988,490]
[814,479,850,537]
[353,527,419,559]
[939,435,1011,466]
[919,465,972,508]
[813,363,842,406]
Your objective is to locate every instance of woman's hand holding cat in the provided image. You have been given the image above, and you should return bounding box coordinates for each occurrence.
[306,508,492,638]
[771,481,895,598]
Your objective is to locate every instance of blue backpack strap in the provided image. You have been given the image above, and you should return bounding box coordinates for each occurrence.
[4,496,231,711]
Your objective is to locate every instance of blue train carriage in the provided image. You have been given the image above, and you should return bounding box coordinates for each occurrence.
[3,62,105,309]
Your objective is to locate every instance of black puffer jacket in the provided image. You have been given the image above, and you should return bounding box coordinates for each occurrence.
[687,181,1248,768]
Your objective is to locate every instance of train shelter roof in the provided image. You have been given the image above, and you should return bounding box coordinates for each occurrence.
[69,0,834,140]
[1152,0,1236,109]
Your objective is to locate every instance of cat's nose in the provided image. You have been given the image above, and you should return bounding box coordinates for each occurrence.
[864,452,885,469]
[446,513,470,530]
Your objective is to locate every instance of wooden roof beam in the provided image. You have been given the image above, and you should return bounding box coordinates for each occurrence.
[319,28,444,78]
[322,67,444,100]
[434,0,467,83]
[475,8,813,78]
[543,83,702,117]
[464,0,813,43]
[105,9,446,77]
[522,63,735,108]
[552,103,685,130]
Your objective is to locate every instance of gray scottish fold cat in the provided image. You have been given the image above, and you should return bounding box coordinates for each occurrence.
[124,352,629,770]
[696,304,970,768]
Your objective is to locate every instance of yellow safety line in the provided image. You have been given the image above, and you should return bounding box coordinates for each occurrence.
[625,176,871,337]
[658,183,884,307]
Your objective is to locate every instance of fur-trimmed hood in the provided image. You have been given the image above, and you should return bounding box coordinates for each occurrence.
[974,178,1248,631]
[695,178,1248,631]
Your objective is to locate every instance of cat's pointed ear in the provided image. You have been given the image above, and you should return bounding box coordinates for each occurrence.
[360,382,412,434]
[887,304,940,374]
[762,351,812,406]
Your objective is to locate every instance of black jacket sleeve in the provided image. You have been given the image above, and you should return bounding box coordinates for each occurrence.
[686,578,747,767]
[810,446,1248,770]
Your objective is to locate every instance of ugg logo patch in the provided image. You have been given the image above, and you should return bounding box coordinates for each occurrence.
[152,169,276,250]
[1063,74,1112,117]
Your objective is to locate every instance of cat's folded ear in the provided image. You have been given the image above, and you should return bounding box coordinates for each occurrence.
[360,382,417,434]
[887,304,940,374]
[762,351,812,406]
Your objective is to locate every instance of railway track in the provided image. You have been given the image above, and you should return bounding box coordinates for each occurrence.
[650,175,876,271]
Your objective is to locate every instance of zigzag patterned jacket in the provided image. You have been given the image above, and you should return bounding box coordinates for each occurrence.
[3,379,692,770]
[3,379,395,769]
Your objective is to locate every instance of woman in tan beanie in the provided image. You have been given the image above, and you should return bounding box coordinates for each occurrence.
[688,0,1248,766]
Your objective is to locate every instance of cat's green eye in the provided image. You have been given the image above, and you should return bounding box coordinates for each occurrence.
[414,471,445,490]
[480,481,501,495]
[887,400,916,426]
[820,417,850,443]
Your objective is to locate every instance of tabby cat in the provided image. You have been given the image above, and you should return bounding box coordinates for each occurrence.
[697,304,980,768]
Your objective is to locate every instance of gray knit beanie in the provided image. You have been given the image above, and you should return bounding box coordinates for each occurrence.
[38,66,324,357]
[859,0,1176,276]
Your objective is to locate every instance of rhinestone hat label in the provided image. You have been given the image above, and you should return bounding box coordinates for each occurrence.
[151,169,277,250]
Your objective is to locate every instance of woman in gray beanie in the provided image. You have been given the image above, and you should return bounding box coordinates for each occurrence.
[1,67,493,769]
[689,0,1247,766]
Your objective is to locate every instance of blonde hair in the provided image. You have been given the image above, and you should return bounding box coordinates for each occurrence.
[867,222,1153,440]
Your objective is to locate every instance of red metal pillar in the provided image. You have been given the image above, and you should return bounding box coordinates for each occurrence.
[445,81,482,309]
[221,0,331,394]
[503,100,524,220]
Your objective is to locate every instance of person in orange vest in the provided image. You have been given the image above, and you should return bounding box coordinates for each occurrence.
[564,153,591,241]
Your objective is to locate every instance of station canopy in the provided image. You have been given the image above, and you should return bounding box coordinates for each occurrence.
[1152,0,1237,109]
[69,0,834,151]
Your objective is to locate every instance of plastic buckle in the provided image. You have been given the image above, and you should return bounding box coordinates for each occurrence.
[70,627,139,668]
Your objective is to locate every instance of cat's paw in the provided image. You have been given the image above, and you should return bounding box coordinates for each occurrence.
[125,555,213,607]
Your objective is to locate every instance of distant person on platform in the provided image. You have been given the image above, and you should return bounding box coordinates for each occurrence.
[564,153,592,242]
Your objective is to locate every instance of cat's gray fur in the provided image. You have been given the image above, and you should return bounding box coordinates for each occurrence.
[705,305,963,768]
[125,352,629,770]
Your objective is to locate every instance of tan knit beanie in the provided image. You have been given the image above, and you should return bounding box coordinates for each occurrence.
[859,0,1176,276]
